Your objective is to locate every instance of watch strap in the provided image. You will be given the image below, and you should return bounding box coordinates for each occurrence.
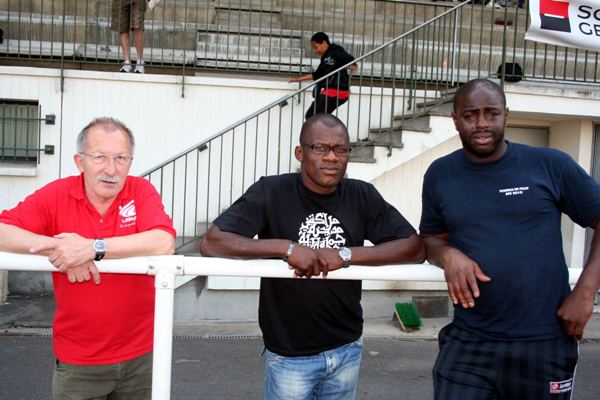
[283,241,295,262]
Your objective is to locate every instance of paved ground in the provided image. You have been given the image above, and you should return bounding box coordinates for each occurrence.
[2,294,600,399]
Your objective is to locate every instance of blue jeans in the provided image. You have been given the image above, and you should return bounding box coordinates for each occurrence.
[264,337,363,400]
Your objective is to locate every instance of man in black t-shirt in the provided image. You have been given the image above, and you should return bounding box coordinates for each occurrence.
[200,114,424,400]
[289,32,357,120]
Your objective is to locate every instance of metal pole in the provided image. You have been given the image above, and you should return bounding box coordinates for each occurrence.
[151,267,175,400]
[149,255,184,400]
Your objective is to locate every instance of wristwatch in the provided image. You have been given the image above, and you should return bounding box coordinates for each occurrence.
[93,238,108,261]
[283,241,296,262]
[338,247,352,268]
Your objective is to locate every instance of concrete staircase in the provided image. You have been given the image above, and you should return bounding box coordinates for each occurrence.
[1,1,598,81]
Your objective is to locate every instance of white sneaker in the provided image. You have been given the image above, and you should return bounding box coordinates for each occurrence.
[120,60,132,73]
[134,60,145,74]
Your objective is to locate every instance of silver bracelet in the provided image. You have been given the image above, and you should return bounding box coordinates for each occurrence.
[283,241,295,262]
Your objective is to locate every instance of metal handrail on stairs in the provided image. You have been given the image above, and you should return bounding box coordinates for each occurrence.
[139,0,600,250]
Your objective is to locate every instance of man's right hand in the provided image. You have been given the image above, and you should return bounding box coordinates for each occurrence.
[30,232,95,271]
[442,248,491,309]
[286,244,328,279]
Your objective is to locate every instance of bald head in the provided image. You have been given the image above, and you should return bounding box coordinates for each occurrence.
[453,79,506,113]
[299,114,349,145]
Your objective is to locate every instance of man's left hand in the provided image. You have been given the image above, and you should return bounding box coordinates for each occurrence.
[315,248,345,278]
[557,289,595,341]
[64,261,101,284]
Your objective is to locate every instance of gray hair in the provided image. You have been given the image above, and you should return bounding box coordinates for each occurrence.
[76,117,135,155]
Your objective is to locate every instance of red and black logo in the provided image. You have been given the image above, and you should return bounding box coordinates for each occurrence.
[540,0,571,32]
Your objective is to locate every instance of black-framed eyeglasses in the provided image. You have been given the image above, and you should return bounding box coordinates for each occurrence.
[302,143,352,156]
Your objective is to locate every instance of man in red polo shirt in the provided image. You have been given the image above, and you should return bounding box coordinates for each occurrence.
[0,117,176,399]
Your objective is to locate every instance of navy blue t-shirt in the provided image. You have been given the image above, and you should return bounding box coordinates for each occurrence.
[215,173,416,356]
[420,142,600,340]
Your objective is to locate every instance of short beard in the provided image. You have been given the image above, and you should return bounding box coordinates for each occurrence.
[461,134,505,159]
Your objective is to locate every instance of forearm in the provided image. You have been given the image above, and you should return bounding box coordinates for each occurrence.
[291,74,313,83]
[421,233,455,268]
[571,222,600,300]
[349,234,425,266]
[104,229,175,259]
[200,226,290,259]
[0,223,53,254]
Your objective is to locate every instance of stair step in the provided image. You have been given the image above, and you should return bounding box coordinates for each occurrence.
[415,100,454,117]
[370,124,431,134]
[214,1,282,13]
[349,141,375,163]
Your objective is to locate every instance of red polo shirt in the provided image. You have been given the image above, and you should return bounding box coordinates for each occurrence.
[0,174,176,364]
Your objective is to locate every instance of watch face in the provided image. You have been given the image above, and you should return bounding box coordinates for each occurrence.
[339,247,351,260]
[94,239,108,253]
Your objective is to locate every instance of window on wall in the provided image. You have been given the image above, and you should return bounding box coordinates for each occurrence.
[0,100,41,164]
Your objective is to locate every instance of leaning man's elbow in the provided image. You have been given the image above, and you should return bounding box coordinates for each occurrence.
[408,235,427,263]
[199,237,212,257]
[414,245,427,264]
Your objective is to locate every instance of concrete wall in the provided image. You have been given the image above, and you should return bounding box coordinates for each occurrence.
[3,67,600,318]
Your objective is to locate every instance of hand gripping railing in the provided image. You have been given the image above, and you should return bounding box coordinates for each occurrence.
[0,252,583,399]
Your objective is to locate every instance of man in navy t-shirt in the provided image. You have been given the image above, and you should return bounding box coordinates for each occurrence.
[201,114,425,400]
[420,79,600,399]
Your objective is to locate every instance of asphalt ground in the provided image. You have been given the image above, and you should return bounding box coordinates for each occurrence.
[2,294,600,399]
[1,335,600,399]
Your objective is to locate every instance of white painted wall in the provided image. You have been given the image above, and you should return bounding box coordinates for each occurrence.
[0,67,418,213]
[2,67,600,296]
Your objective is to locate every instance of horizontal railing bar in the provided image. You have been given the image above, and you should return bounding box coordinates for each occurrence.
[0,252,583,284]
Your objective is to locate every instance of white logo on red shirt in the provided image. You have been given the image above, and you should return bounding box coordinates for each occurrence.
[119,200,137,228]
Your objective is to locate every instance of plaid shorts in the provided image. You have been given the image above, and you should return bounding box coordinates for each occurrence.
[111,0,148,33]
[433,323,578,400]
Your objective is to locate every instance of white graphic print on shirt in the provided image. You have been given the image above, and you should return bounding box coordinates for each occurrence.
[298,212,346,249]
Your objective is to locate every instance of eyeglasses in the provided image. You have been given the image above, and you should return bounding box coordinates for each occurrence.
[302,143,352,156]
[79,152,133,166]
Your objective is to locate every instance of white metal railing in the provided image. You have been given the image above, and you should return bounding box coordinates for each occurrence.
[0,251,583,399]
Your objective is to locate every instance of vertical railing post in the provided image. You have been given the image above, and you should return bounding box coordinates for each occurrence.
[149,255,184,400]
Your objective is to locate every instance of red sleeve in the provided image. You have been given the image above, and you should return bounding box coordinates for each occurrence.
[0,182,58,236]
[131,178,176,238]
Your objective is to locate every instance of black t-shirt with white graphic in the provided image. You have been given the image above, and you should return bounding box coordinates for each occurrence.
[214,173,416,356]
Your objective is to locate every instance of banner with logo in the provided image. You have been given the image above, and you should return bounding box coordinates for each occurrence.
[525,0,600,52]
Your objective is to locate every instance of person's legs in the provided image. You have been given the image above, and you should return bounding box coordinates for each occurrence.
[264,349,324,400]
[133,29,144,62]
[324,96,347,115]
[119,32,131,62]
[313,338,362,400]
[53,359,115,400]
[109,352,153,400]
[432,324,496,400]
[305,98,320,120]
[264,338,362,400]
[52,352,152,400]
[498,337,578,400]
[112,0,132,71]
[304,95,347,120]
[130,0,147,73]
